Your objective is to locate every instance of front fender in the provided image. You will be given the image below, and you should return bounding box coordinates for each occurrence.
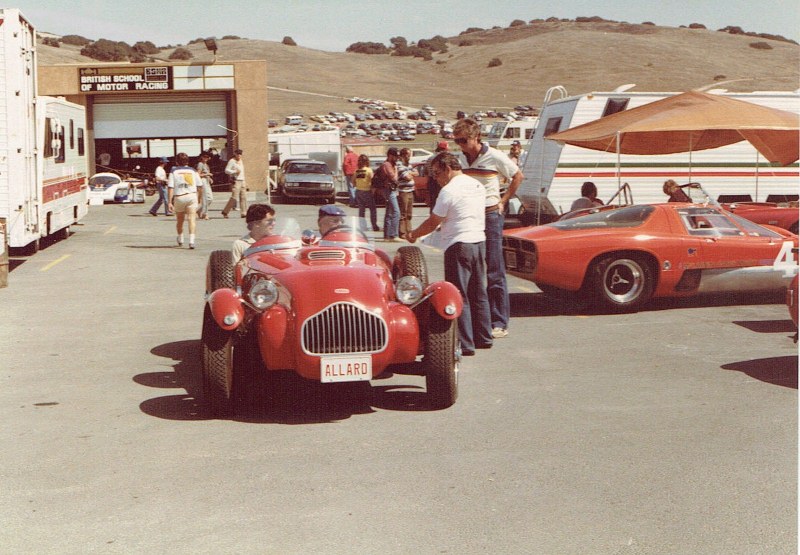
[425,281,463,320]
[208,288,245,330]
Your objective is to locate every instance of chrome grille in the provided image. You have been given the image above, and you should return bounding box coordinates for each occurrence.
[301,302,387,355]
[308,250,346,260]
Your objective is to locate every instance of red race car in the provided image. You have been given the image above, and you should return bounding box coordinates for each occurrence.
[503,203,799,312]
[201,218,463,415]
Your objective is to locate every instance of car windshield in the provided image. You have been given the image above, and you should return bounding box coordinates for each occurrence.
[552,205,655,230]
[89,175,120,187]
[242,216,375,258]
[289,163,329,174]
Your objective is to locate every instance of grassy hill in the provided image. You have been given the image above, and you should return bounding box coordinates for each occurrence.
[37,20,799,122]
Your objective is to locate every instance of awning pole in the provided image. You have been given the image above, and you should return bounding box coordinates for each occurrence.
[755,151,760,202]
[616,132,621,192]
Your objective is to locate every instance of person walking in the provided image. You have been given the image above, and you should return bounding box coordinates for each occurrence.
[397,147,418,240]
[342,146,359,208]
[379,147,401,241]
[167,152,202,249]
[221,149,247,218]
[453,118,522,339]
[196,151,214,219]
[148,158,170,216]
[354,154,379,231]
[232,204,276,262]
[407,151,492,356]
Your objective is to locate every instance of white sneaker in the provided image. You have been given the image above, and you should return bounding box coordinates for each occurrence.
[189,243,195,249]
[177,235,183,246]
[492,327,508,338]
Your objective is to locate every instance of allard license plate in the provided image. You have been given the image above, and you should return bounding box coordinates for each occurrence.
[320,355,372,383]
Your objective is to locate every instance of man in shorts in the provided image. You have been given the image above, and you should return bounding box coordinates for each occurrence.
[167,152,202,249]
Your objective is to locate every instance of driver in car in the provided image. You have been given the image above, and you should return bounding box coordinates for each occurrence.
[318,204,347,236]
[232,203,276,262]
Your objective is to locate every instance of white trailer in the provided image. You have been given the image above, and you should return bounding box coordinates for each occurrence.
[517,85,800,217]
[0,8,88,253]
[485,118,537,151]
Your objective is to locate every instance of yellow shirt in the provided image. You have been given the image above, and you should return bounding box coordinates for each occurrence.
[354,166,373,192]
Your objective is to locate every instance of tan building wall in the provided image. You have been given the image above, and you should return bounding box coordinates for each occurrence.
[38,60,268,191]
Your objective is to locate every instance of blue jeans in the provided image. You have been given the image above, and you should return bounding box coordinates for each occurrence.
[356,189,378,230]
[485,210,510,330]
[444,242,492,352]
[382,189,399,239]
[149,184,169,215]
[345,175,357,206]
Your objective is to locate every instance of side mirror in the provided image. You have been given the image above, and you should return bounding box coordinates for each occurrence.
[301,229,319,245]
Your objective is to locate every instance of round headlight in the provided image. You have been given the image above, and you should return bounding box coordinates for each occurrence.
[248,279,278,309]
[396,276,423,305]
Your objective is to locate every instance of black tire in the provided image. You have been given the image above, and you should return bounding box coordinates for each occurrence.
[201,306,235,417]
[53,226,70,242]
[207,250,235,293]
[201,250,237,416]
[393,246,429,287]
[591,254,655,313]
[424,311,458,409]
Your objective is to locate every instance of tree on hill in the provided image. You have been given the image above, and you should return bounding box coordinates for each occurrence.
[133,41,159,55]
[509,19,526,27]
[346,42,390,54]
[282,36,297,46]
[60,34,92,46]
[42,37,60,47]
[390,36,408,49]
[169,47,193,60]
[417,35,448,53]
[80,39,133,62]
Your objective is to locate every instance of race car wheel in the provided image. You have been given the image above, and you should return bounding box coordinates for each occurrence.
[393,246,429,287]
[424,310,458,409]
[592,254,654,313]
[201,305,235,417]
[207,250,235,292]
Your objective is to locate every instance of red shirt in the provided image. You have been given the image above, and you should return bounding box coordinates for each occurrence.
[342,151,359,176]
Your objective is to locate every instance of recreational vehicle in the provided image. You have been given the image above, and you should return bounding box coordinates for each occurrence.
[485,118,537,151]
[516,85,800,219]
[0,8,88,255]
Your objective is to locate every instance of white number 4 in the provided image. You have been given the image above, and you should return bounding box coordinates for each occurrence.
[773,241,799,278]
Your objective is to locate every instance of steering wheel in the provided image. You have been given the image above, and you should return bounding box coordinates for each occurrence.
[321,224,369,242]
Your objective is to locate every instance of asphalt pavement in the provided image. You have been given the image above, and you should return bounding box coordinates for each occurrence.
[0,195,796,554]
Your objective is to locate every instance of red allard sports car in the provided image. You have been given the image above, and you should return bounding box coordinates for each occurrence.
[502,203,799,312]
[201,217,463,415]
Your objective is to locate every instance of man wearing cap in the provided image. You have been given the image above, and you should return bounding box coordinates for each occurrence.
[380,148,401,241]
[232,204,276,262]
[318,204,347,236]
[148,158,170,216]
[222,149,247,218]
[453,118,522,340]
[508,140,522,167]
[425,141,450,212]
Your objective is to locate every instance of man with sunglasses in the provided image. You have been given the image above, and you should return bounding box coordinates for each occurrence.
[232,203,277,262]
[453,118,523,339]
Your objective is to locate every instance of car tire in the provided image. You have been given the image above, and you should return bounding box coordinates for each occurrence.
[207,249,235,292]
[201,250,237,416]
[393,246,429,288]
[424,310,458,409]
[591,254,654,313]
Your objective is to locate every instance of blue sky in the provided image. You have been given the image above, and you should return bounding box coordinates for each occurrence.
[14,0,800,51]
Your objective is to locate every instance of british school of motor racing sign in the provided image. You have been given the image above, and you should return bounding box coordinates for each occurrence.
[79,66,172,93]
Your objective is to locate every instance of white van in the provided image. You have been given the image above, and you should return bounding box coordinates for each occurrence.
[285,115,303,126]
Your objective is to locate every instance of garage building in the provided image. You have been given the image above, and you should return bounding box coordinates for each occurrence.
[38,60,268,190]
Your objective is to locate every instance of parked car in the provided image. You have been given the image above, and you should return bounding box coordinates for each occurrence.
[277,160,336,204]
[88,172,146,204]
[200,218,463,415]
[721,201,799,235]
[502,203,799,312]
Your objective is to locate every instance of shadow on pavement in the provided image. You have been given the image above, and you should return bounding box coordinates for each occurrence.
[732,319,796,334]
[137,340,442,423]
[721,356,798,389]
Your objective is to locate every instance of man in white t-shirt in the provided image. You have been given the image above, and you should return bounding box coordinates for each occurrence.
[408,152,492,356]
[167,152,202,249]
[222,149,247,218]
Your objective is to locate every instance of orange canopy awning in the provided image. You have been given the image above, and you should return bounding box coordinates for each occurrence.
[547,90,800,166]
